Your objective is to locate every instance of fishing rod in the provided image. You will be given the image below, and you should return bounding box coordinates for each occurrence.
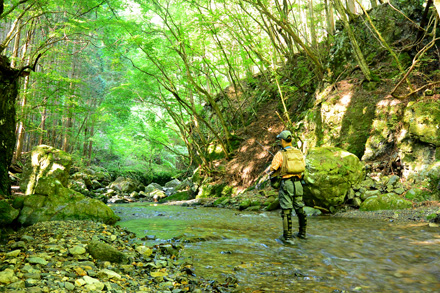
[256,140,276,157]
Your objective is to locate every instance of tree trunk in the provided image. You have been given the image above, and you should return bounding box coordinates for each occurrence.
[0,55,19,196]
[87,123,94,165]
[333,0,371,81]
[346,0,357,15]
[14,74,29,162]
[38,97,47,145]
[325,0,335,35]
[308,0,318,49]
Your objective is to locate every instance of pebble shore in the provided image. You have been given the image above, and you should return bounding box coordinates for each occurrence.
[0,220,236,292]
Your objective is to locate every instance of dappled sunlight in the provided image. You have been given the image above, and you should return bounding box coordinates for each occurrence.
[376,98,402,108]
[410,238,440,245]
[256,150,267,159]
[339,93,352,106]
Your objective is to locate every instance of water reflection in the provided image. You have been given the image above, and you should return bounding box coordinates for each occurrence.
[112,203,440,292]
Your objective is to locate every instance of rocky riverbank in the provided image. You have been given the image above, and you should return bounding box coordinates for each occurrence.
[0,220,237,292]
[332,201,440,224]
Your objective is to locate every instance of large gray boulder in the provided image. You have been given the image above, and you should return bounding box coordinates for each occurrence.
[18,177,120,226]
[304,147,365,209]
[20,145,72,195]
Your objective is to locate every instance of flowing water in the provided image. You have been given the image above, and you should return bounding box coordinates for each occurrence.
[111,203,440,292]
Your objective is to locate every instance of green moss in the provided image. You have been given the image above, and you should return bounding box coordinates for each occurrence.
[427,213,440,221]
[159,191,191,203]
[360,193,412,211]
[207,143,225,160]
[405,188,434,202]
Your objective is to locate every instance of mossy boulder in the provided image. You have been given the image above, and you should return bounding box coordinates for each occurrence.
[18,177,120,226]
[109,177,141,193]
[20,145,72,195]
[159,190,191,203]
[0,200,19,225]
[360,193,413,211]
[196,182,235,199]
[303,147,365,209]
[404,100,440,146]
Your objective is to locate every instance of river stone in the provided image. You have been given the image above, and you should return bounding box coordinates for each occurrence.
[0,269,18,284]
[69,246,86,255]
[27,257,48,265]
[87,240,128,263]
[6,250,21,257]
[359,193,413,211]
[0,200,19,225]
[303,147,365,209]
[18,176,120,226]
[20,145,72,195]
[97,269,121,280]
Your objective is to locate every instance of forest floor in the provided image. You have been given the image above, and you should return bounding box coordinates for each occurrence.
[220,100,285,192]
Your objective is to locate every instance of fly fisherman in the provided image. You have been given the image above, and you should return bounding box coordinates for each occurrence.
[269,130,307,245]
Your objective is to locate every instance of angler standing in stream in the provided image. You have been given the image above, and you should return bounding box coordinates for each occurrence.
[268,130,307,245]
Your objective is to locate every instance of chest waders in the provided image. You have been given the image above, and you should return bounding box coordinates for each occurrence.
[279,177,307,243]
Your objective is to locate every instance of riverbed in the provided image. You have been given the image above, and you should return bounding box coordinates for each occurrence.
[111,203,440,292]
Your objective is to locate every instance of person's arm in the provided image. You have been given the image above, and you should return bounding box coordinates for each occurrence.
[270,152,283,172]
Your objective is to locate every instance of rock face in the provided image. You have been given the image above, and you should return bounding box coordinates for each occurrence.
[304,147,365,209]
[404,100,440,147]
[20,145,72,195]
[17,145,120,226]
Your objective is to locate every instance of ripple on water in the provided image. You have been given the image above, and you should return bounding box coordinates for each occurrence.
[113,203,440,292]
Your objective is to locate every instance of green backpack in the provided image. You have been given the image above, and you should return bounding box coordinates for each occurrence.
[270,148,305,188]
[281,148,305,175]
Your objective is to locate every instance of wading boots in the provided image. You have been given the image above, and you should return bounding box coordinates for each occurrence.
[295,208,307,239]
[280,209,295,245]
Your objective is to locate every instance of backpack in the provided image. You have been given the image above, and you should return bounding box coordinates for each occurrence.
[280,148,305,176]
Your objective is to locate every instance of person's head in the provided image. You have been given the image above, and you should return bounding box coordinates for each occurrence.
[276,130,293,148]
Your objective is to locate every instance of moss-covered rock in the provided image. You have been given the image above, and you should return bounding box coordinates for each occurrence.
[360,193,413,211]
[304,147,365,209]
[159,191,192,203]
[196,182,235,199]
[404,188,433,202]
[109,177,141,193]
[404,100,440,146]
[0,200,19,225]
[238,199,251,210]
[20,145,72,195]
[18,177,120,226]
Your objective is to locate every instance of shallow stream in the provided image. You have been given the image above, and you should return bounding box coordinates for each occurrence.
[111,203,440,292]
